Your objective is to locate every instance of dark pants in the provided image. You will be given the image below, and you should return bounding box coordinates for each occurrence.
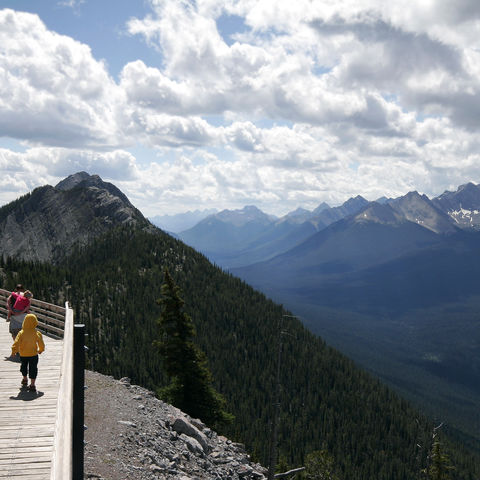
[20,355,39,379]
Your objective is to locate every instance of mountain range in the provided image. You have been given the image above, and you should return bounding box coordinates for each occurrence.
[1,172,478,478]
[178,184,480,269]
[176,182,480,449]
[178,196,371,268]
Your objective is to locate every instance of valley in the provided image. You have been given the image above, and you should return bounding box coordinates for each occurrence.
[176,182,480,452]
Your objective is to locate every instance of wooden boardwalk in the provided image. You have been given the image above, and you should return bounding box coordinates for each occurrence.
[0,317,63,479]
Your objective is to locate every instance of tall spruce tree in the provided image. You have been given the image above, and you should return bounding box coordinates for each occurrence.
[426,440,455,480]
[154,268,233,427]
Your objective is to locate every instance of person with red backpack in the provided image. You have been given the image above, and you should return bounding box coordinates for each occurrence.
[6,284,24,320]
[7,287,33,341]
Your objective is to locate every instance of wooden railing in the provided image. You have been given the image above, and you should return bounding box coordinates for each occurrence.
[0,287,84,479]
[51,301,74,480]
[0,288,66,337]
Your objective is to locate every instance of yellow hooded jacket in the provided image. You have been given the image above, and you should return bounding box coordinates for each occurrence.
[12,314,45,357]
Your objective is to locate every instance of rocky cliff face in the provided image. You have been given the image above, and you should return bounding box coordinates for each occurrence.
[84,371,267,480]
[0,172,152,263]
[432,182,480,230]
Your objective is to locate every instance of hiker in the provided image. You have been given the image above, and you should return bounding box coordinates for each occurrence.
[11,313,45,392]
[6,284,25,320]
[7,289,33,341]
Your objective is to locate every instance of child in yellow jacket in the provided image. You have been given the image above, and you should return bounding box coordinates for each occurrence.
[11,314,45,392]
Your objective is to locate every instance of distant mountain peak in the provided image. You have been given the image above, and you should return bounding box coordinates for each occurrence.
[344,195,368,208]
[390,190,456,234]
[239,205,263,214]
[432,182,480,230]
[151,208,218,234]
[458,181,477,192]
[404,190,424,199]
[354,202,404,225]
[55,171,92,190]
[375,196,392,204]
[339,196,370,217]
[286,207,311,218]
[215,205,276,226]
[312,202,330,214]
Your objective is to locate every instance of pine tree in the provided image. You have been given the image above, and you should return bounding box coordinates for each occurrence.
[421,424,455,480]
[303,449,341,480]
[154,267,233,427]
[426,440,454,480]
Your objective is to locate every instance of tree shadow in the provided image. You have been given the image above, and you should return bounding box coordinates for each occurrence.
[9,387,44,401]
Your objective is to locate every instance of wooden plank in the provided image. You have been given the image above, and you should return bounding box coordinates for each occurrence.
[0,319,64,479]
[36,322,64,336]
[0,447,52,455]
[0,439,54,447]
[0,449,53,457]
[0,468,51,478]
[0,473,50,479]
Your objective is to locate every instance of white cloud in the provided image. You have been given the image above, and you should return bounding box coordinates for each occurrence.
[1,1,480,216]
[124,0,480,135]
[0,147,138,198]
[132,111,220,147]
[121,61,189,113]
[225,122,264,152]
[0,9,126,148]
[58,0,85,9]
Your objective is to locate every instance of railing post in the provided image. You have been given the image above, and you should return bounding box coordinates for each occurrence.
[72,324,85,480]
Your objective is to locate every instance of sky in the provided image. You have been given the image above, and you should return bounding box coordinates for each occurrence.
[1,0,480,217]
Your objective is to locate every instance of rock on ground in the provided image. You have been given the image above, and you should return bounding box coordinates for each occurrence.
[84,370,267,480]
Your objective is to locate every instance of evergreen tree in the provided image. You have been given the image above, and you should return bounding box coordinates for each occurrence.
[303,450,341,480]
[154,267,233,427]
[425,440,455,480]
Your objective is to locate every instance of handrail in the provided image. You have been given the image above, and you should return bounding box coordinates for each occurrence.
[0,287,66,337]
[51,301,74,480]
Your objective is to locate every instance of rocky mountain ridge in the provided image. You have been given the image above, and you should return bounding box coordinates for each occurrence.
[0,172,152,263]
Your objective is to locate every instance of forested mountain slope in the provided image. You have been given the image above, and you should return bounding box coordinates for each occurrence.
[233,210,480,453]
[1,225,479,479]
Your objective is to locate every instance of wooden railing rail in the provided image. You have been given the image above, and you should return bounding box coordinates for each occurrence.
[51,301,74,480]
[0,287,66,337]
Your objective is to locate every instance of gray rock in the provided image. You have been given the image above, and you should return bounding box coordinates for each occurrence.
[180,434,204,456]
[237,465,254,477]
[85,370,267,480]
[172,417,209,453]
[118,420,137,428]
